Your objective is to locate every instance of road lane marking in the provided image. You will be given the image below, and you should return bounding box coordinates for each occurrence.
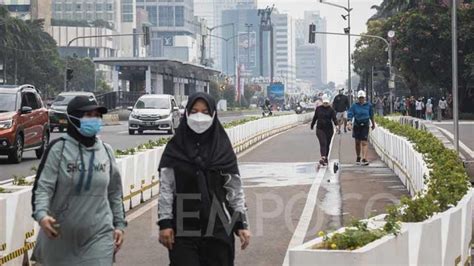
[282,131,336,266]
[282,164,326,266]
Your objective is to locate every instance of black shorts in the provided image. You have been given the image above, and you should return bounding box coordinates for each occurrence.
[353,124,370,141]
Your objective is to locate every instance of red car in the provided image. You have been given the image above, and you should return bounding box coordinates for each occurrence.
[0,84,50,163]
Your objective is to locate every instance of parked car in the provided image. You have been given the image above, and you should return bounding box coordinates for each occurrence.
[128,94,180,135]
[0,84,50,163]
[49,91,96,132]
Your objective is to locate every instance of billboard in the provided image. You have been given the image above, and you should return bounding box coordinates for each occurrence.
[238,31,256,72]
[267,83,285,104]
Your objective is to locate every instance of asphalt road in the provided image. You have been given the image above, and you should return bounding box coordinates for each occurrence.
[0,114,253,182]
[434,121,474,152]
[115,125,324,266]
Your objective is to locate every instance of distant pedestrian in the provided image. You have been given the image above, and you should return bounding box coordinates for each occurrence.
[311,96,338,166]
[31,96,126,265]
[332,88,350,134]
[315,92,324,108]
[399,98,407,116]
[415,98,424,118]
[438,97,448,120]
[394,97,400,113]
[158,92,251,266]
[375,97,384,116]
[425,99,433,121]
[347,90,376,166]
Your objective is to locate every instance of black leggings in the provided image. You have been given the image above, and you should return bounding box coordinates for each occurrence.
[316,128,334,157]
[169,237,234,266]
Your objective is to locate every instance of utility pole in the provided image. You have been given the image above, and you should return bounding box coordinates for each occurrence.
[245,23,253,73]
[320,0,352,104]
[63,32,147,91]
[452,0,459,153]
[347,0,352,105]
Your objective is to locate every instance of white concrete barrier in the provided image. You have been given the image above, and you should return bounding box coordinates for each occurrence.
[289,122,473,266]
[370,127,429,196]
[0,113,312,265]
[0,186,35,266]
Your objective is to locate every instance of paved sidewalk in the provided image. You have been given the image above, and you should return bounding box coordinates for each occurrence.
[331,132,410,226]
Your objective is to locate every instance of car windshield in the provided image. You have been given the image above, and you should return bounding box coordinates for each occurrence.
[0,93,17,112]
[135,98,170,109]
[53,95,78,106]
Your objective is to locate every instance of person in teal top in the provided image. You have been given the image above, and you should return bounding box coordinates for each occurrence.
[31,96,126,266]
[347,90,376,166]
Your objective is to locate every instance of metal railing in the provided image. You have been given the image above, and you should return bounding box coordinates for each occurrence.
[96,91,144,110]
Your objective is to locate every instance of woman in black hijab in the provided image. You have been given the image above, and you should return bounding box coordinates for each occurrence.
[157,92,251,266]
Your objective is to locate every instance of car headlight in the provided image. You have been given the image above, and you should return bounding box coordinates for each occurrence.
[0,119,13,129]
[131,113,140,119]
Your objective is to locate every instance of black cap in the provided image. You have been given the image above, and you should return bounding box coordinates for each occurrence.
[67,96,107,115]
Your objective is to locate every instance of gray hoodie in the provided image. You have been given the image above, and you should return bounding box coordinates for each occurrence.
[31,135,126,266]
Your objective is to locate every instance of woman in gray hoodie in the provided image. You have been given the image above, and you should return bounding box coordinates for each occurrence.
[31,96,126,265]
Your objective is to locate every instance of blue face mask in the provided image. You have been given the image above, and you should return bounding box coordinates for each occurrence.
[69,115,103,137]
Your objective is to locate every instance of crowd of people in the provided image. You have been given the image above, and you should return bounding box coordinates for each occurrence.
[375,94,454,121]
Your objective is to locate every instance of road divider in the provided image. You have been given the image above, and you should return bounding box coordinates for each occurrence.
[0,113,312,266]
[103,114,120,126]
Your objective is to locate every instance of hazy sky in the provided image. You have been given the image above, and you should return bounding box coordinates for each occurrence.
[257,0,383,86]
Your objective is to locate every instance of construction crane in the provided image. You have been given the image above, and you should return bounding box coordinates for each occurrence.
[258,5,274,83]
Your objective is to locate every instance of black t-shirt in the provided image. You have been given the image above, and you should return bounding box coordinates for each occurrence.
[311,106,338,130]
[333,94,350,112]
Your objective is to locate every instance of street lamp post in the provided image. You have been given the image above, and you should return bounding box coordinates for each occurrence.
[452,0,459,153]
[208,33,248,76]
[245,23,253,73]
[319,0,352,104]
[387,30,395,113]
[312,30,394,108]
[63,33,144,91]
[206,23,235,69]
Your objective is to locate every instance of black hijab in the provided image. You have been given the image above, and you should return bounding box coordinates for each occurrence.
[159,92,239,175]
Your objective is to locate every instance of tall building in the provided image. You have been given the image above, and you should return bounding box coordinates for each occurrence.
[136,0,202,62]
[194,0,235,71]
[272,11,297,91]
[52,0,116,25]
[295,11,327,89]
[1,0,52,28]
[221,8,266,77]
[193,0,257,72]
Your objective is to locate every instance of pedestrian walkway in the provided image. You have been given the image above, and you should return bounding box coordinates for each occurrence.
[115,125,409,266]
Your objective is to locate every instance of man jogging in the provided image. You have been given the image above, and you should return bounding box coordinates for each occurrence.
[332,89,350,134]
[347,90,375,166]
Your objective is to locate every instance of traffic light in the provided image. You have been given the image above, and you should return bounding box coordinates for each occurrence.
[66,69,74,81]
[309,23,316,44]
[143,25,150,46]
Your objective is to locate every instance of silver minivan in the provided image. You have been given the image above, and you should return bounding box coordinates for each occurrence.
[128,94,180,135]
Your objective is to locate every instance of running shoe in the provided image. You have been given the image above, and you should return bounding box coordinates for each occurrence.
[324,157,329,165]
[319,158,326,166]
[361,159,370,166]
[356,157,361,165]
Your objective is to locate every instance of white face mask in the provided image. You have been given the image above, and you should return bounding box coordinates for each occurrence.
[187,111,215,134]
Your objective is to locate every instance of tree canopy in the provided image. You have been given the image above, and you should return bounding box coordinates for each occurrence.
[353,2,474,111]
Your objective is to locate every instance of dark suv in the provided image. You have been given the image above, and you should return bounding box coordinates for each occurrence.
[49,91,96,132]
[0,85,50,163]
